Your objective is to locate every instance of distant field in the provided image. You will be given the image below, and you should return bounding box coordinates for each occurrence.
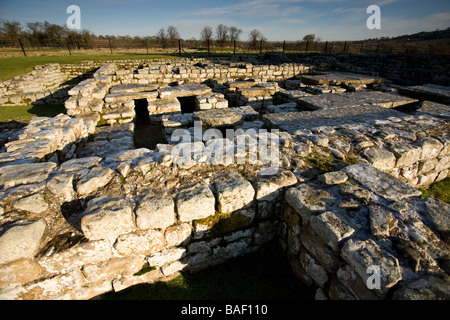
[0,52,181,82]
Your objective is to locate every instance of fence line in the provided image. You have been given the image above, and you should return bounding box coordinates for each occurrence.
[0,37,448,57]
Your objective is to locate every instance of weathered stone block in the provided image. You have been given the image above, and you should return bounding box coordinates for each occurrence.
[369,205,398,237]
[342,163,422,201]
[113,229,165,256]
[299,247,329,288]
[81,197,135,240]
[418,138,444,161]
[318,171,348,185]
[13,193,48,214]
[0,162,57,190]
[135,189,175,230]
[362,148,396,172]
[284,184,333,223]
[175,183,216,222]
[310,211,355,251]
[387,142,422,167]
[76,166,115,196]
[0,219,46,264]
[341,238,402,296]
[214,171,255,213]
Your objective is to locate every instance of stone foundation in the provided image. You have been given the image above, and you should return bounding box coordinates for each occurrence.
[0,57,449,300]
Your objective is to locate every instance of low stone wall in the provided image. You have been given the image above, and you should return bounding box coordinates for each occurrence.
[296,53,450,86]
[0,114,96,167]
[0,63,99,106]
[281,163,450,300]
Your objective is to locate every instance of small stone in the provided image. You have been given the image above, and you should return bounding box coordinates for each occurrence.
[362,148,396,172]
[175,183,215,222]
[318,171,348,185]
[309,211,355,251]
[81,197,135,240]
[369,205,398,237]
[76,166,115,196]
[213,171,255,213]
[46,173,75,202]
[0,162,57,190]
[341,239,402,296]
[13,193,48,214]
[135,189,176,230]
[113,229,165,256]
[0,219,46,264]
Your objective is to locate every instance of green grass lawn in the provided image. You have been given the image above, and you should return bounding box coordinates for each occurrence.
[99,241,315,300]
[0,104,66,123]
[0,53,180,82]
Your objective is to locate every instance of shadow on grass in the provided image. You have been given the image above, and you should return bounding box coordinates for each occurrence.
[0,104,66,123]
[98,240,315,300]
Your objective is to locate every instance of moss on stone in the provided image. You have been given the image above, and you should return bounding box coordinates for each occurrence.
[304,151,337,174]
[133,263,156,277]
[420,177,450,203]
[196,210,253,240]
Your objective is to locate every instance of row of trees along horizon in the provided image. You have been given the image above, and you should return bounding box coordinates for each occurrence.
[1,19,449,54]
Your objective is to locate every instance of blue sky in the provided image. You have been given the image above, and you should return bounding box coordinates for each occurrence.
[0,0,449,41]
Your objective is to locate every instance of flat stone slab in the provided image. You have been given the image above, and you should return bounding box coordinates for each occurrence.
[342,163,422,201]
[159,84,212,99]
[0,162,57,190]
[0,219,46,264]
[297,91,418,111]
[263,105,404,134]
[398,84,450,104]
[301,72,384,86]
[109,83,159,93]
[416,101,450,120]
[104,91,158,103]
[194,108,243,127]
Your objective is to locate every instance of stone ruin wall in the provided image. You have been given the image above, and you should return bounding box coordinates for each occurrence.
[0,56,449,300]
[296,52,450,86]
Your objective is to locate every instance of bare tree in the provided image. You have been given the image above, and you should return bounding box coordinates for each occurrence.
[229,26,242,42]
[167,25,180,47]
[200,26,213,45]
[215,24,229,46]
[156,28,167,48]
[249,29,264,50]
[0,20,23,45]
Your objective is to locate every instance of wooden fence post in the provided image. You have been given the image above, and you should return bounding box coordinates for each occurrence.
[18,38,26,57]
[108,38,113,55]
